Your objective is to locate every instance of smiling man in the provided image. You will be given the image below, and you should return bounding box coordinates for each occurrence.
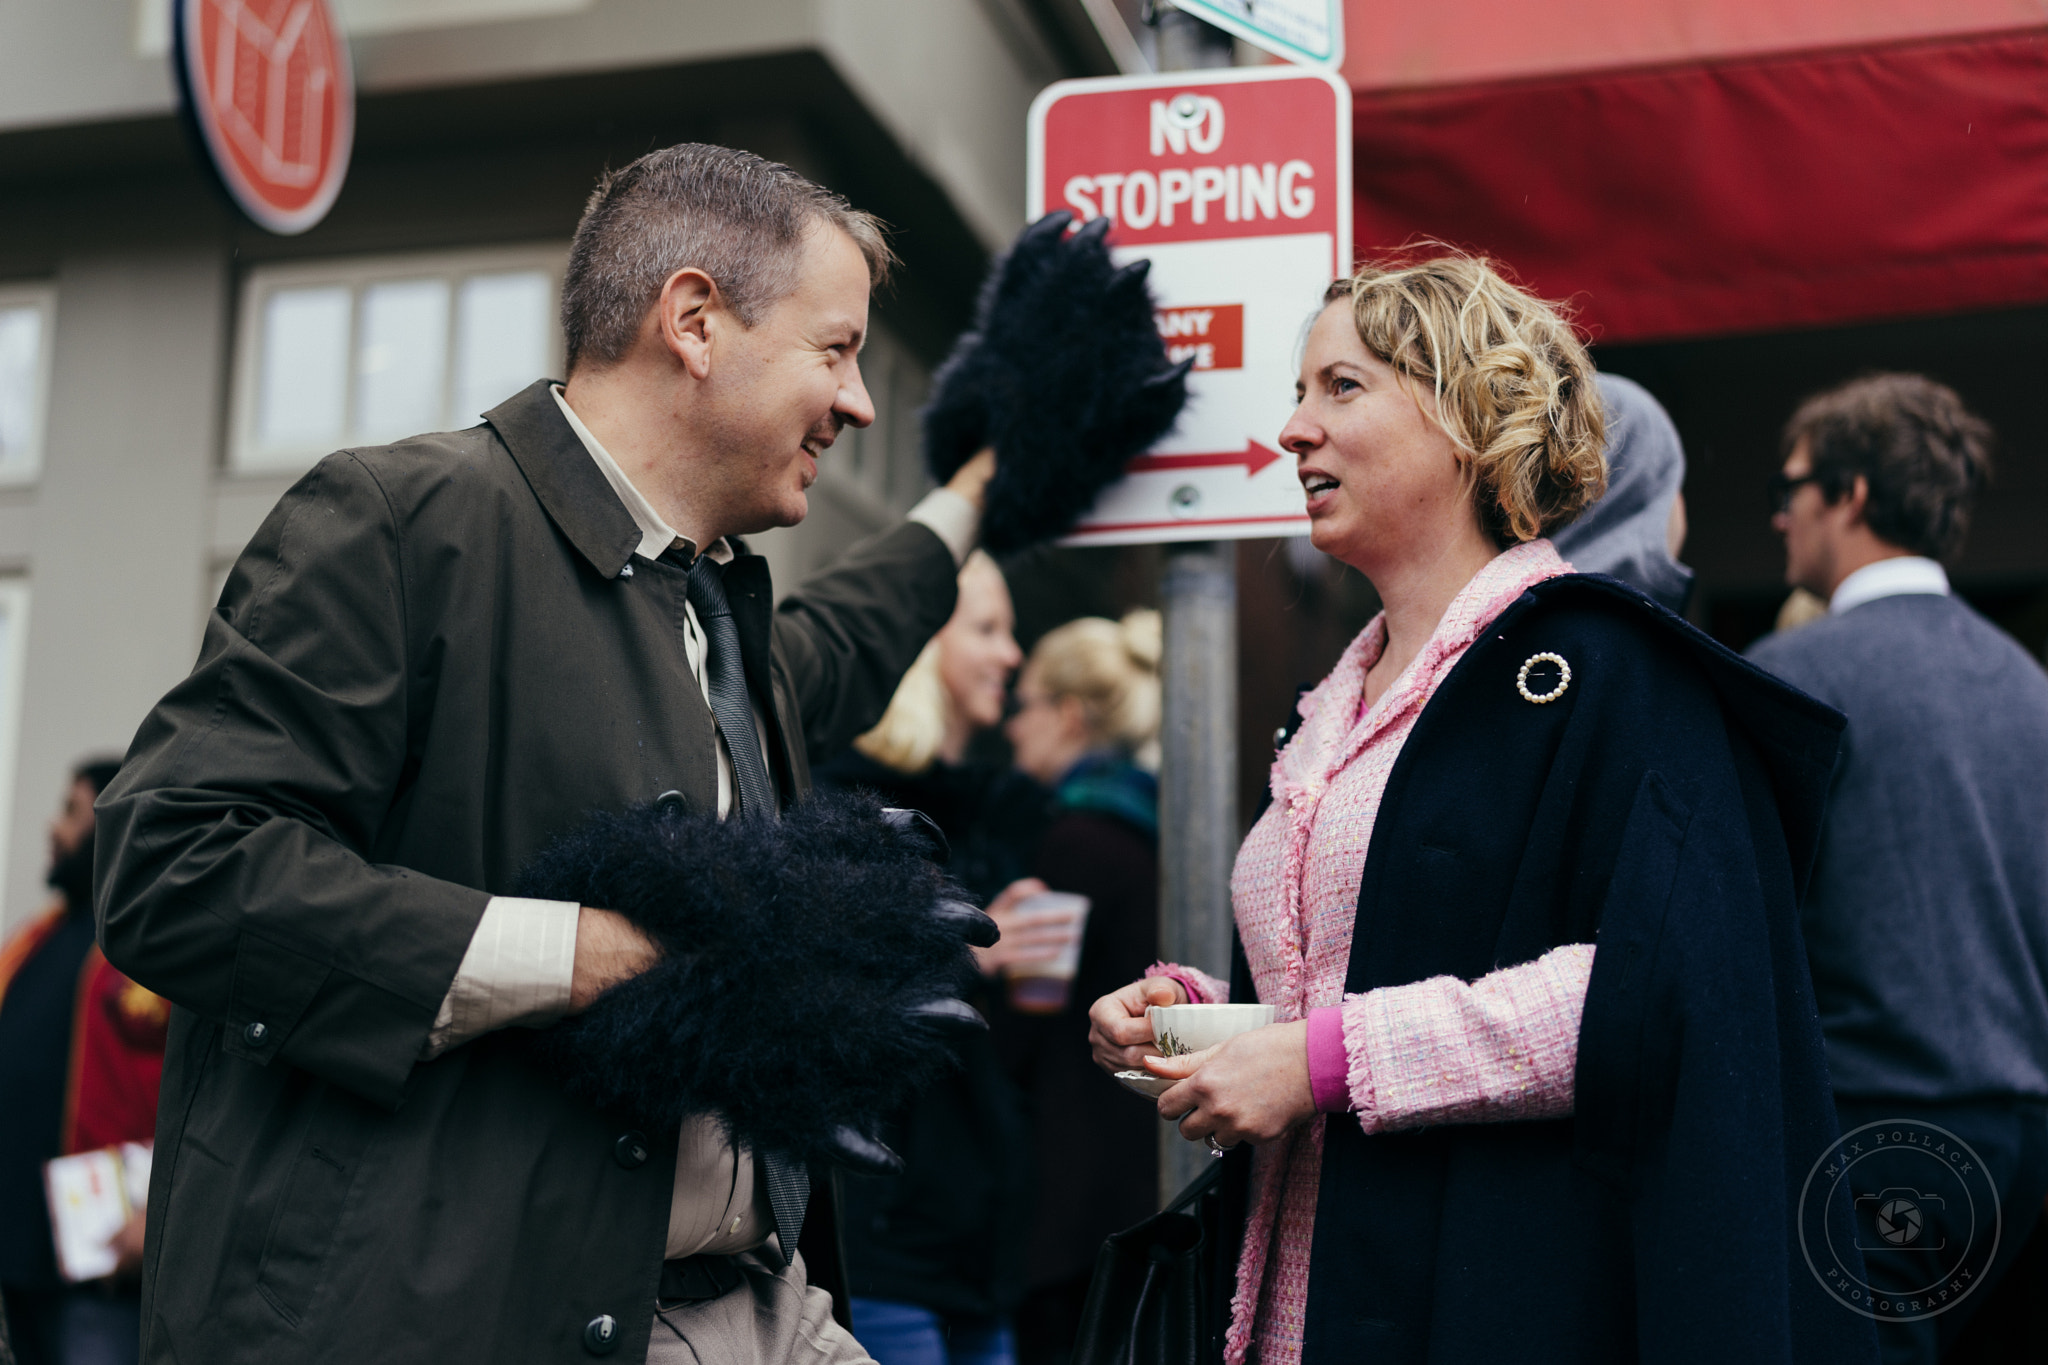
[93,146,991,1365]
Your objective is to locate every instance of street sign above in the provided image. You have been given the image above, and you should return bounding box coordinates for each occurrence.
[173,0,355,236]
[1028,66,1351,547]
[1164,0,1343,70]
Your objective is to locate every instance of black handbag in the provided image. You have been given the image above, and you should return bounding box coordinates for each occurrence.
[1071,1150,1244,1365]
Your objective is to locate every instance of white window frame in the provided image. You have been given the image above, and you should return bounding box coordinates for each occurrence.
[0,283,57,487]
[0,577,31,920]
[227,244,567,475]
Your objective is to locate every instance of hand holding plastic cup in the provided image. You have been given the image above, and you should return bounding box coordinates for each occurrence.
[1003,891,1090,1013]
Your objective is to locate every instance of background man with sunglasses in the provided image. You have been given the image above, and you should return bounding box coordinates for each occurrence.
[1750,373,2048,1363]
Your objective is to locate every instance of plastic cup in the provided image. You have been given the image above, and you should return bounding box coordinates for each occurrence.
[1003,891,1091,1013]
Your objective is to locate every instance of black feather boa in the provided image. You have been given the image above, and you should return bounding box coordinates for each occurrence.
[923,212,1193,554]
[514,790,988,1171]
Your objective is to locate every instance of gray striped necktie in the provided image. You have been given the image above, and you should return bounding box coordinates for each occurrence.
[759,1154,810,1268]
[676,551,807,1258]
[681,553,779,820]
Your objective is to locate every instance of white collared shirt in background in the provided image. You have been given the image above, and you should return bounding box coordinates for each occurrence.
[1830,556,1950,615]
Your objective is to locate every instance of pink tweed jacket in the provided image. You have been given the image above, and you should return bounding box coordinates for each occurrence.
[1150,541,1597,1365]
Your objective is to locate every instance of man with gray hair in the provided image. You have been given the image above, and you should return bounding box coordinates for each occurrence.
[94,144,994,1365]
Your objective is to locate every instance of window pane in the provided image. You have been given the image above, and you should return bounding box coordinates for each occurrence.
[453,271,551,422]
[256,286,351,453]
[353,278,450,444]
[0,305,44,468]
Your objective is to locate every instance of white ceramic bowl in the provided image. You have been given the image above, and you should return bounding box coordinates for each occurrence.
[1146,1003,1277,1057]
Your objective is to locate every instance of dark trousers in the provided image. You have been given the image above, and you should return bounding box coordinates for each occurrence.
[1012,1272,1092,1365]
[4,1286,64,1365]
[1834,1098,2048,1365]
[1,1285,140,1365]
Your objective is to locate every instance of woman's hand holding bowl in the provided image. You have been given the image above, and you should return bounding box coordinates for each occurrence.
[1147,1021,1314,1148]
[1089,976,1186,1072]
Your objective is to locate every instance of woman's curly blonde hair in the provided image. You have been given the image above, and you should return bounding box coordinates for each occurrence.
[1325,250,1606,545]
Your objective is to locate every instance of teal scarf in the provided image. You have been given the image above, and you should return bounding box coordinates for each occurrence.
[1053,752,1158,839]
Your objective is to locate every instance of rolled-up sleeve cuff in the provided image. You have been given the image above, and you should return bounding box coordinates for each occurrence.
[1306,1005,1352,1112]
[1145,961,1226,1005]
[423,897,580,1058]
[906,488,979,567]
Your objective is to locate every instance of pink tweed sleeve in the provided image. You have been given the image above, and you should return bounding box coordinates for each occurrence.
[1145,961,1228,1005]
[1340,942,1595,1132]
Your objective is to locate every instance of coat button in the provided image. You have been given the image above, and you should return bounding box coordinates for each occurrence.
[654,790,685,819]
[583,1315,619,1355]
[243,1021,269,1046]
[614,1131,650,1170]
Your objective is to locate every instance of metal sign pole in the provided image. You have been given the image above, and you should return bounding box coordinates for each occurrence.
[1158,540,1237,1203]
[1153,5,1238,1208]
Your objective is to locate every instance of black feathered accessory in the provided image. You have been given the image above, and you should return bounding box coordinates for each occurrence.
[514,790,997,1175]
[923,211,1194,554]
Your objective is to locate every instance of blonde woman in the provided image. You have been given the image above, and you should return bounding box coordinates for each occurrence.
[851,551,1020,778]
[1087,255,1866,1364]
[996,610,1165,1364]
[816,549,1054,1365]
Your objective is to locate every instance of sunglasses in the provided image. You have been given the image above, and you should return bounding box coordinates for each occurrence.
[1768,471,1824,514]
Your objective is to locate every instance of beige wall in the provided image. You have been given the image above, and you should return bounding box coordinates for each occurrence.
[1,246,226,932]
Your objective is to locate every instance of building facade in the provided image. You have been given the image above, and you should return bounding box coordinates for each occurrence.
[0,0,1141,934]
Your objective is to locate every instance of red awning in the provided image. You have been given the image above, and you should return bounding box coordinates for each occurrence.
[1341,1,2048,341]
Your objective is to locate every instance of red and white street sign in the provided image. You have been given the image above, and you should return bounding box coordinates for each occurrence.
[1028,67,1351,546]
[174,0,354,236]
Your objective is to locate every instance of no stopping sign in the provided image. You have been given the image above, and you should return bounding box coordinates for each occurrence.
[1028,67,1351,546]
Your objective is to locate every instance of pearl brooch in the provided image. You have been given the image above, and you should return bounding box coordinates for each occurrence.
[1516,652,1571,704]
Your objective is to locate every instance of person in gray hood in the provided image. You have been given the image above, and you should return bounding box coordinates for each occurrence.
[1552,373,1693,612]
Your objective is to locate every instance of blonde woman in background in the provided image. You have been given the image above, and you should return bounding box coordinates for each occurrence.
[852,551,1020,778]
[996,610,1166,1365]
[816,550,1059,1365]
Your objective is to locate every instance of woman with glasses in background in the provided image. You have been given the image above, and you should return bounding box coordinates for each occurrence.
[998,610,1165,1365]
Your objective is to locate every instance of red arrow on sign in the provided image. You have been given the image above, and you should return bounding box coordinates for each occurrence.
[1127,438,1287,478]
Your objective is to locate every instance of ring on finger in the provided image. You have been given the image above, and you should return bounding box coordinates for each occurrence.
[1204,1134,1236,1157]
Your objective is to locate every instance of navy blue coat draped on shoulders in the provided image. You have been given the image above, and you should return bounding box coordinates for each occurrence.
[1232,574,1877,1364]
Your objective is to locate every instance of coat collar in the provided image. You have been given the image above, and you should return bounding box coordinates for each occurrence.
[485,380,642,581]
[1493,572,1845,901]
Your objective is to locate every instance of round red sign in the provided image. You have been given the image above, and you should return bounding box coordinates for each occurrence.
[174,0,354,235]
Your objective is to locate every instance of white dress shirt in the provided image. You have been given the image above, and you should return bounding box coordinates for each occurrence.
[423,386,977,1258]
[1829,555,1950,615]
